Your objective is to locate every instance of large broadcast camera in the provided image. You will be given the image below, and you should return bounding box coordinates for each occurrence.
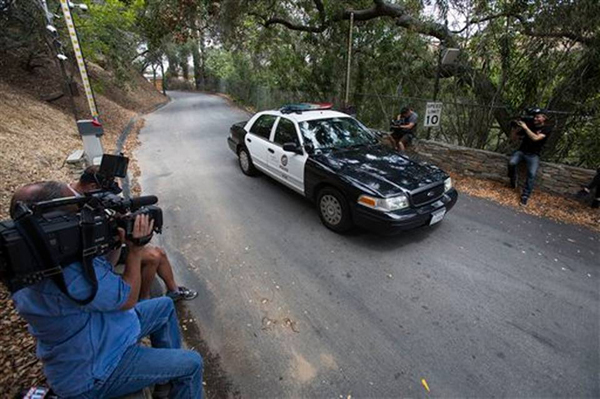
[0,154,162,304]
[510,107,545,131]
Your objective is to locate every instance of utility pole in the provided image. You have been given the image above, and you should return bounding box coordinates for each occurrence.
[344,12,354,107]
[58,0,105,164]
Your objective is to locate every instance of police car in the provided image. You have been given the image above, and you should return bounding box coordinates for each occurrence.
[227,104,458,234]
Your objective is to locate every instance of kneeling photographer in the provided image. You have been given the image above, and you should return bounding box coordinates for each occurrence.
[70,165,197,302]
[1,160,203,397]
[507,108,552,206]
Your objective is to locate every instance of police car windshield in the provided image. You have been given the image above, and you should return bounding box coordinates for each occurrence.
[299,117,378,150]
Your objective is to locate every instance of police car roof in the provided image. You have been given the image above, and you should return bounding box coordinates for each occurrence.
[260,109,350,123]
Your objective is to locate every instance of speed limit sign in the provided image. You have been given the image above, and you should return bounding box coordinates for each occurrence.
[424,102,443,127]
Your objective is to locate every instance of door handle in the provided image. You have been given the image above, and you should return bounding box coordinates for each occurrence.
[268,148,275,153]
[246,137,252,143]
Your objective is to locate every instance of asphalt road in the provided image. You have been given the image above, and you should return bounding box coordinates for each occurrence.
[135,91,599,398]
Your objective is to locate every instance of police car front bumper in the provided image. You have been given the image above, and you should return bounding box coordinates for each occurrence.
[352,189,458,234]
[227,137,237,153]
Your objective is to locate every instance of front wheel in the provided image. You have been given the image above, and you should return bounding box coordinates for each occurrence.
[238,146,258,176]
[317,187,353,233]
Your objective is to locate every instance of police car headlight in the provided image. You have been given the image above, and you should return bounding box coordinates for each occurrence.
[444,177,453,193]
[358,194,409,212]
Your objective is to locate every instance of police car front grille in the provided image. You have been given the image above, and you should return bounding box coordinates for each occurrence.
[410,183,445,207]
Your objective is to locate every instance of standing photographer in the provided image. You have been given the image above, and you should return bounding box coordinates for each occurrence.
[507,110,552,206]
[8,182,203,398]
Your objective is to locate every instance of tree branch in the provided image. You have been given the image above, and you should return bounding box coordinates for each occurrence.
[263,16,327,33]
[451,12,593,45]
[257,0,457,45]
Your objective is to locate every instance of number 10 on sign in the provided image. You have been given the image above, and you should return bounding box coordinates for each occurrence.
[424,102,443,127]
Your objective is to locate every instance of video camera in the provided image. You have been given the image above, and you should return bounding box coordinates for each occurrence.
[0,154,163,304]
[510,107,545,131]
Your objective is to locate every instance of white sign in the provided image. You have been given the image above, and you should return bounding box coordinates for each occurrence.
[424,102,443,127]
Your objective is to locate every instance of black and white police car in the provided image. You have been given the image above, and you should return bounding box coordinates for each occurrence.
[227,103,458,234]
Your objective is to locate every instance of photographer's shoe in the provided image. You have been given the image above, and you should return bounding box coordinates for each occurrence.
[520,197,528,207]
[167,286,198,302]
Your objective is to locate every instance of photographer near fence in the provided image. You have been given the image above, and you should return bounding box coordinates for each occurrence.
[70,165,197,302]
[4,182,203,398]
[390,106,418,152]
[507,108,552,206]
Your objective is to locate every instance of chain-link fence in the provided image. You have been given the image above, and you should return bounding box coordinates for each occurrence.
[200,77,597,169]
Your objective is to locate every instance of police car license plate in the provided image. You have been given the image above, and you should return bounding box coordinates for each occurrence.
[429,208,446,225]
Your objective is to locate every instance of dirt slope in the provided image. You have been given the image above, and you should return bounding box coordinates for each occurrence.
[0,59,166,397]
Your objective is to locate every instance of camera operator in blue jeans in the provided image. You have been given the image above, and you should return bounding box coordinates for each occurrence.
[507,111,552,206]
[9,182,203,398]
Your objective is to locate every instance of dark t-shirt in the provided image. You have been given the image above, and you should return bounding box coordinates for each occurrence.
[518,125,552,155]
[392,112,418,137]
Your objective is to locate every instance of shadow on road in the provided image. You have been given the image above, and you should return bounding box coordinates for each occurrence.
[229,158,440,252]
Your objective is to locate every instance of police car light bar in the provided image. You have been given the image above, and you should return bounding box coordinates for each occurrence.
[280,103,333,114]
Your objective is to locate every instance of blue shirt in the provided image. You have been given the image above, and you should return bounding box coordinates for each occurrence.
[12,256,140,397]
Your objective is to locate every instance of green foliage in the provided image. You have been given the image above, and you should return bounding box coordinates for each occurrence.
[5,0,597,167]
[74,0,144,83]
[206,0,599,168]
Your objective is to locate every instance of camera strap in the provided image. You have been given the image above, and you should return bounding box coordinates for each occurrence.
[14,211,98,306]
[77,205,100,305]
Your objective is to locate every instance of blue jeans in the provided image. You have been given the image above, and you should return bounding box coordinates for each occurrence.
[508,151,540,199]
[75,297,203,398]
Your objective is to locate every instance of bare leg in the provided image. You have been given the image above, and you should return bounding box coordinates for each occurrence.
[154,248,179,293]
[140,252,159,300]
[397,140,406,152]
[140,247,198,301]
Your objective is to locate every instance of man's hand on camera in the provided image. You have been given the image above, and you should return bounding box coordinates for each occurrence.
[118,214,154,250]
[516,120,528,130]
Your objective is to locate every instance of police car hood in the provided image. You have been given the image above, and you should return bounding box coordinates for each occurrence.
[313,145,447,196]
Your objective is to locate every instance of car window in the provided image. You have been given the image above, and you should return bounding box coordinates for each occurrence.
[273,118,300,146]
[249,115,277,139]
[299,117,378,150]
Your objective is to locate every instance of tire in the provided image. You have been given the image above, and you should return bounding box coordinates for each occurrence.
[317,187,353,233]
[238,146,259,176]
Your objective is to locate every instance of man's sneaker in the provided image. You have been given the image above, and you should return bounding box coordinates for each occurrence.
[520,197,528,206]
[167,286,198,301]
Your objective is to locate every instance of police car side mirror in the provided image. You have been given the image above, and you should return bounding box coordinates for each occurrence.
[303,142,314,154]
[283,142,303,155]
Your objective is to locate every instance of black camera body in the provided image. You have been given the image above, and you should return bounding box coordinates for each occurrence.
[0,154,163,299]
[0,192,163,294]
[510,107,544,132]
[0,205,119,288]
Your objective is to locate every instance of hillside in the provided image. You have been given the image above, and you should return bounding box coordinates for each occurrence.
[0,57,166,397]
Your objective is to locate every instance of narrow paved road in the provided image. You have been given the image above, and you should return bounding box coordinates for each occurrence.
[136,92,599,398]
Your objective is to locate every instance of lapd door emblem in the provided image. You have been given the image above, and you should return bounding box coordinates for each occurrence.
[281,155,288,166]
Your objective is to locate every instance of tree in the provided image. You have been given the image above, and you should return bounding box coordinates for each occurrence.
[214,0,600,165]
